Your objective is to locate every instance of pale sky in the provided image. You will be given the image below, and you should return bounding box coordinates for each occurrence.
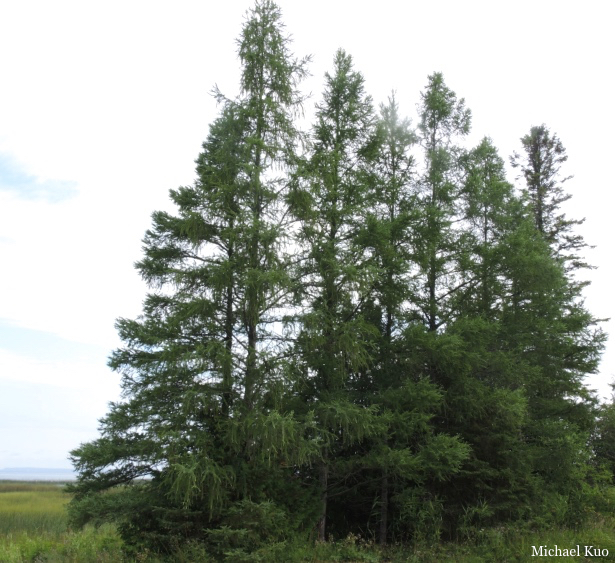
[1,0,613,468]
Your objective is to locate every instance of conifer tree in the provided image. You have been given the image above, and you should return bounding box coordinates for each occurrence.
[439,132,604,527]
[288,49,382,542]
[69,1,313,553]
[415,73,471,334]
[368,95,418,544]
[509,126,603,418]
[359,96,468,544]
[424,139,535,522]
[233,0,309,411]
[510,125,589,271]
[66,4,609,552]
[328,90,471,546]
[458,137,518,319]
[489,126,606,523]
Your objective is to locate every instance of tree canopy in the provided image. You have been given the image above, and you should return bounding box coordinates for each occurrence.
[68,1,607,557]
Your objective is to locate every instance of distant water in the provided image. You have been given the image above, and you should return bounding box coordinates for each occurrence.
[0,468,76,481]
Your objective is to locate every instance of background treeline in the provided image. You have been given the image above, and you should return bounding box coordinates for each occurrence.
[68,1,611,558]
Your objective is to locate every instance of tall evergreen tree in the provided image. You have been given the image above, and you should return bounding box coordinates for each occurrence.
[438,131,605,528]
[66,5,608,552]
[509,125,604,422]
[510,124,589,271]
[232,0,309,411]
[329,88,471,546]
[360,96,467,544]
[457,137,518,319]
[368,94,418,545]
[288,49,382,541]
[425,139,536,524]
[68,1,313,554]
[414,72,471,334]
[493,125,606,524]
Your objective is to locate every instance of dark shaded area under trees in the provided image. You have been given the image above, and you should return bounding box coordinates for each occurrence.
[68,1,609,558]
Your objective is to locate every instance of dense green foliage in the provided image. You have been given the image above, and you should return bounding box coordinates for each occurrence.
[68,1,607,558]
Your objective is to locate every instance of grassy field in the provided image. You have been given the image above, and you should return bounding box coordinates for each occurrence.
[2,481,615,561]
[0,482,70,536]
[0,482,122,562]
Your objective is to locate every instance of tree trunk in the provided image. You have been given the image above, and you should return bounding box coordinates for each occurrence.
[379,469,388,545]
[317,462,329,541]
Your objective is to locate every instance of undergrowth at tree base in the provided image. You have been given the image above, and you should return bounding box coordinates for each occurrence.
[3,515,615,562]
[3,482,615,561]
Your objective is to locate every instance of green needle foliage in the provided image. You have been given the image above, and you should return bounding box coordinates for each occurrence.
[511,124,590,271]
[69,1,608,557]
[413,73,472,334]
[70,1,316,556]
[288,49,383,542]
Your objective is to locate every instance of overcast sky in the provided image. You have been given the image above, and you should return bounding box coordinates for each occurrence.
[1,0,613,469]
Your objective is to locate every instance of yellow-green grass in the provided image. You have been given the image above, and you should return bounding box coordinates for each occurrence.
[0,481,124,562]
[0,482,70,535]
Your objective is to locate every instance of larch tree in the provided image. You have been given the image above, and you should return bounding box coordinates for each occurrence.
[68,1,314,555]
[66,2,609,553]
[287,49,382,542]
[357,95,469,545]
[457,137,518,319]
[510,124,590,271]
[414,72,471,334]
[233,0,309,412]
[367,94,418,545]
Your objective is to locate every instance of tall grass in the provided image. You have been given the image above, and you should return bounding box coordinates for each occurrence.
[0,482,123,562]
[0,482,69,535]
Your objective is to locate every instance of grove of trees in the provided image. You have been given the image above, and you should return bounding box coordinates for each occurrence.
[68,1,608,558]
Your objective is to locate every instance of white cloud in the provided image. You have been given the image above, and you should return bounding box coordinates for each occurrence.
[0,152,78,202]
